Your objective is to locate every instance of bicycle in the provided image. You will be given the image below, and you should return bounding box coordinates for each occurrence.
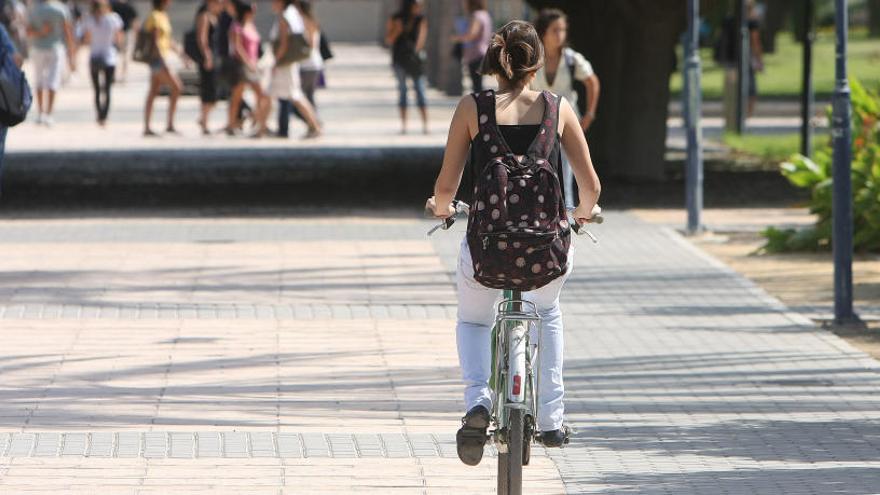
[428,200,602,495]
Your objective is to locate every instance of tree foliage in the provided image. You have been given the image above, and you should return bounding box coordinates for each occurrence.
[762,79,880,252]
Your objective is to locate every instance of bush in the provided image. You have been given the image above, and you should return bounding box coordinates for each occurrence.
[761,78,880,252]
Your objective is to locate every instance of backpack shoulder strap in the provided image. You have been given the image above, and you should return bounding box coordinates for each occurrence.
[528,90,561,160]
[473,89,510,157]
[564,47,576,79]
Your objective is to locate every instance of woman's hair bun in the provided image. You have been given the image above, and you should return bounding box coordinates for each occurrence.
[480,20,544,85]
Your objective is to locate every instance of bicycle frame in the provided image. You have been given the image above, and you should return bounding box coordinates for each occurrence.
[490,290,541,452]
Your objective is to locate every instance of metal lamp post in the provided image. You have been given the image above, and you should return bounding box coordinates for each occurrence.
[734,0,749,133]
[685,0,703,234]
[801,0,815,157]
[832,0,855,323]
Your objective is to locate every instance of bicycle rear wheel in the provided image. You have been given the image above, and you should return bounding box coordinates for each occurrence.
[497,408,524,495]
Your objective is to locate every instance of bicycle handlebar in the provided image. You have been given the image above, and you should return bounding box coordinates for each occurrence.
[427,201,604,243]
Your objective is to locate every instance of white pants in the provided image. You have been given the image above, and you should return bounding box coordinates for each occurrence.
[32,46,65,91]
[455,238,571,431]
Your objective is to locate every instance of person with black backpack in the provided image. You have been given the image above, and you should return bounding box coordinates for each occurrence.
[0,21,30,187]
[426,20,601,462]
[533,9,600,209]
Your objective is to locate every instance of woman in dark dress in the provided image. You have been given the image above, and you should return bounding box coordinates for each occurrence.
[195,0,222,134]
[384,0,428,134]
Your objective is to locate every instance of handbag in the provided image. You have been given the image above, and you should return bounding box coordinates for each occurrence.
[273,31,309,65]
[133,27,157,63]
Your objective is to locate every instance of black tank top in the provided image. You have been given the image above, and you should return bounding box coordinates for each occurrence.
[461,102,564,204]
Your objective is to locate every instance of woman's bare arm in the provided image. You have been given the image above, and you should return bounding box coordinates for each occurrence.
[274,18,288,62]
[429,96,477,217]
[196,12,212,67]
[581,74,600,130]
[559,98,601,223]
[384,18,400,46]
[415,18,427,53]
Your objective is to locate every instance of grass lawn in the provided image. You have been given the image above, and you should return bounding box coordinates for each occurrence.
[671,30,880,99]
[722,131,830,163]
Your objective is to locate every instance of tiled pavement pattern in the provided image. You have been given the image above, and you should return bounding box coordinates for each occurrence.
[0,212,878,493]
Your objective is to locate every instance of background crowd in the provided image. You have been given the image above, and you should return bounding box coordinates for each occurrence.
[2,0,328,138]
[0,0,606,141]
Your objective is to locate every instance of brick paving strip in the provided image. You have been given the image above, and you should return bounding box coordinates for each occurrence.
[0,213,878,494]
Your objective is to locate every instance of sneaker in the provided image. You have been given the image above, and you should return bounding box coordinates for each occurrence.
[538,425,572,448]
[456,405,489,466]
[35,113,44,125]
[43,115,54,127]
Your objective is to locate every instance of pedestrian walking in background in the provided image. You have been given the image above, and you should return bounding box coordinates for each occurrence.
[385,0,428,135]
[193,0,222,135]
[227,1,270,137]
[269,0,320,139]
[533,8,600,208]
[142,0,181,136]
[747,0,764,117]
[452,0,491,93]
[27,0,75,126]
[217,0,249,128]
[276,0,322,135]
[110,0,137,82]
[81,0,123,126]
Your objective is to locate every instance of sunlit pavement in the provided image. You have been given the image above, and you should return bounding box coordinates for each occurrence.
[0,212,877,493]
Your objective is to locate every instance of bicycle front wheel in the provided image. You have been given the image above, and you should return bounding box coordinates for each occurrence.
[497,407,524,495]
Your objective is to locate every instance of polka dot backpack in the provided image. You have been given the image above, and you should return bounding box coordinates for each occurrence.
[466,89,571,291]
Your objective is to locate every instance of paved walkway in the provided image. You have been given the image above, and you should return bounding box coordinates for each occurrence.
[0,210,877,493]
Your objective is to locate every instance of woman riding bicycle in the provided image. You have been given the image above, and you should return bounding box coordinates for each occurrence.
[426,20,601,466]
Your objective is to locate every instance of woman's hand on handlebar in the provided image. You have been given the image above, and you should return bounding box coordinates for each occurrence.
[425,196,456,219]
[571,203,600,226]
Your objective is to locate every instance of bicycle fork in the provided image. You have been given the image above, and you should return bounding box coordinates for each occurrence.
[491,292,540,452]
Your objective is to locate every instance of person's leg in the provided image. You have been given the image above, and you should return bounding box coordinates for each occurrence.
[455,239,500,414]
[102,65,115,122]
[227,83,245,132]
[413,74,428,134]
[523,255,573,432]
[291,97,321,136]
[36,89,45,117]
[44,46,63,120]
[277,99,291,137]
[143,71,161,135]
[301,70,318,107]
[392,65,408,133]
[90,61,102,121]
[249,82,270,135]
[164,67,182,132]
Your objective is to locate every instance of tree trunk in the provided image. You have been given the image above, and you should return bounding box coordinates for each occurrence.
[869,0,880,38]
[527,0,684,181]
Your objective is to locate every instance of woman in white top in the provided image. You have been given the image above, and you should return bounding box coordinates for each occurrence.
[532,9,600,208]
[532,9,599,130]
[269,0,321,139]
[81,0,123,126]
